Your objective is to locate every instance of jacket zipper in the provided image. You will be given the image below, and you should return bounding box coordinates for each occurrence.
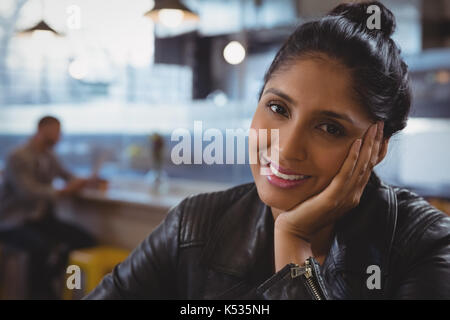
[290,258,325,300]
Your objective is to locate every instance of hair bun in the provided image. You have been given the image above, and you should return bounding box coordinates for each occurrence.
[329,1,396,38]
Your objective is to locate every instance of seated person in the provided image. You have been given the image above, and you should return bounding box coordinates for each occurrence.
[0,115,97,299]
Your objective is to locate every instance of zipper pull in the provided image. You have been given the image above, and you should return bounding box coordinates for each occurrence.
[290,264,307,279]
[304,257,325,300]
[304,259,313,278]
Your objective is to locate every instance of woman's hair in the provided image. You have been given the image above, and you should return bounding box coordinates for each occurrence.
[259,1,411,139]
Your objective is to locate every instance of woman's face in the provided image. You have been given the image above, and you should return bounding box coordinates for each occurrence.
[250,55,383,214]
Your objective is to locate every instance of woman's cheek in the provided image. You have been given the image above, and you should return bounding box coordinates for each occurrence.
[250,110,276,154]
[251,111,269,132]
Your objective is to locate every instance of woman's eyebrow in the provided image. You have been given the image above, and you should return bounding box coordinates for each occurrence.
[263,88,296,104]
[313,110,355,125]
[263,88,355,125]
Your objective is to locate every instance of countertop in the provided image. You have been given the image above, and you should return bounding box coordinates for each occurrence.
[76,177,235,211]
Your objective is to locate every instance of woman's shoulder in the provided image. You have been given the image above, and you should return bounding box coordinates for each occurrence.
[392,185,449,229]
[370,173,448,226]
[390,185,450,257]
[166,182,259,246]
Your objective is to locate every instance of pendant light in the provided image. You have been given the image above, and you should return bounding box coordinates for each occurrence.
[17,20,61,36]
[143,0,199,28]
[17,0,62,36]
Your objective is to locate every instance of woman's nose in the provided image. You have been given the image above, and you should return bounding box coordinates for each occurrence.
[272,127,307,162]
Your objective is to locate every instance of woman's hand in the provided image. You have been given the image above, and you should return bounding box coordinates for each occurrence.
[275,121,385,242]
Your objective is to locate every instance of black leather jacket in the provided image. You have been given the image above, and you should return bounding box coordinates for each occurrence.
[85,174,450,299]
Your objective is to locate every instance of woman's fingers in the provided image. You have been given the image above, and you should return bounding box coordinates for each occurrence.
[349,123,378,184]
[327,121,384,205]
[367,122,383,171]
[356,121,384,190]
[348,121,383,200]
[321,137,362,202]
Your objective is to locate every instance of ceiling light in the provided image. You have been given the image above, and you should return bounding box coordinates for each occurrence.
[223,41,246,65]
[144,0,199,27]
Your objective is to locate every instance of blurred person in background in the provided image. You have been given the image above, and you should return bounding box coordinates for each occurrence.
[0,115,97,299]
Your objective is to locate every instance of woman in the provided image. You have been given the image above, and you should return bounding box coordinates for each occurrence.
[85,1,449,299]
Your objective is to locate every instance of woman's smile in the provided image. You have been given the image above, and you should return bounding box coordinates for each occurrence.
[260,156,312,189]
[266,171,312,189]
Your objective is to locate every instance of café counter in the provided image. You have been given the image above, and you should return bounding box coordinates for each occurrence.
[56,178,233,250]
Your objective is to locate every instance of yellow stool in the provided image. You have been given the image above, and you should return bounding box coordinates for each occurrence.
[63,245,130,299]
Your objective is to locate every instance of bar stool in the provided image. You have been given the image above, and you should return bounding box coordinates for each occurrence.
[63,245,130,299]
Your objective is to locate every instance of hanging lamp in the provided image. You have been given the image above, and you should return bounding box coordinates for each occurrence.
[144,0,199,28]
[16,0,62,36]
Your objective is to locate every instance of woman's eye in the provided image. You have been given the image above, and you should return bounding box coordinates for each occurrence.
[318,123,345,136]
[268,104,288,117]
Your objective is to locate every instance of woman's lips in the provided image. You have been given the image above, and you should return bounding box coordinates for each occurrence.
[265,170,311,189]
[269,161,310,177]
[260,160,311,189]
[261,156,311,177]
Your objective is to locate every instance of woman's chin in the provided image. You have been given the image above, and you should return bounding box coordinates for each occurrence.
[251,165,317,212]
[254,179,301,213]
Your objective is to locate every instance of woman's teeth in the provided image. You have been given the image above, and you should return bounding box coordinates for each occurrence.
[269,164,309,180]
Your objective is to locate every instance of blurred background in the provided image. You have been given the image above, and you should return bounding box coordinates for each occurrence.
[0,0,449,299]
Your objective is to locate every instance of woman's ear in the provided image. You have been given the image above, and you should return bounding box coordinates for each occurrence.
[376,138,390,165]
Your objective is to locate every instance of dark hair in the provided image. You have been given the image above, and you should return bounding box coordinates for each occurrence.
[38,115,60,128]
[259,1,411,139]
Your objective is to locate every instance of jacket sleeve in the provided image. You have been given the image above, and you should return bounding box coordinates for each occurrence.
[83,202,183,299]
[392,216,450,299]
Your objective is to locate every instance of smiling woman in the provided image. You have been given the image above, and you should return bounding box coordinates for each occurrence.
[251,56,377,217]
[84,1,450,300]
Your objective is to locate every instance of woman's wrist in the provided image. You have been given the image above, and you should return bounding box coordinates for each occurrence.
[274,222,313,272]
[274,213,313,242]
